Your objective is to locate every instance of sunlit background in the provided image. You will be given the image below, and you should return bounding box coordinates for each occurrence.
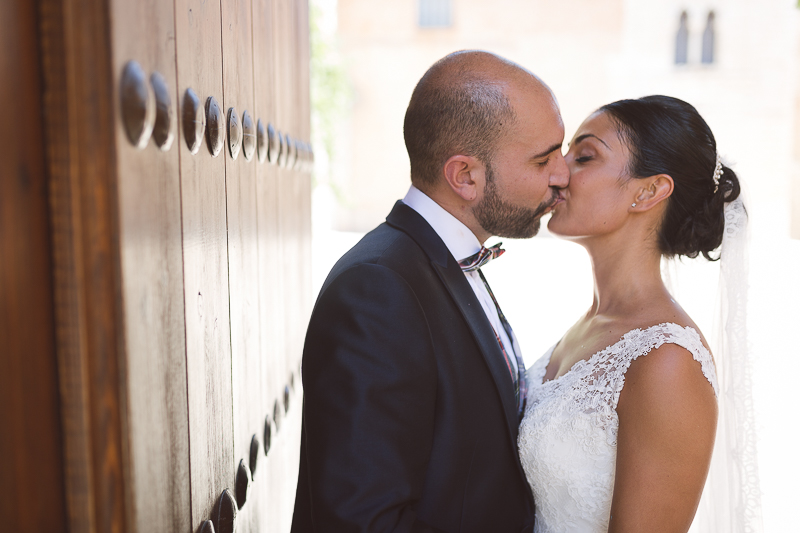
[308,0,800,530]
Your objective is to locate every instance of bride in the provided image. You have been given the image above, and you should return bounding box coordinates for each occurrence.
[518,95,758,532]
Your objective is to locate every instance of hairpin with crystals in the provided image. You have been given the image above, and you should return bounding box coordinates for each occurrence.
[712,153,723,193]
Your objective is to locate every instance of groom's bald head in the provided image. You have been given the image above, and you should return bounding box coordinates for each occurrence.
[403,50,550,189]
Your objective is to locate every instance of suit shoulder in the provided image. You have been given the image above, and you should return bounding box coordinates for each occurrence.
[325,223,426,282]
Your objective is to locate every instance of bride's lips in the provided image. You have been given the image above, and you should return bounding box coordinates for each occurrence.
[546,193,565,213]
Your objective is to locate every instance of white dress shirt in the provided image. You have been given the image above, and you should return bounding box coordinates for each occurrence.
[402,185,520,376]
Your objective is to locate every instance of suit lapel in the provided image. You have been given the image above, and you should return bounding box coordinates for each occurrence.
[386,201,520,443]
[432,259,520,442]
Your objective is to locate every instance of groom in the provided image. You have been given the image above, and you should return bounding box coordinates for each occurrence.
[292,50,569,532]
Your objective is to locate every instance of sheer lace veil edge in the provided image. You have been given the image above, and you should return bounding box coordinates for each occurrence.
[665,195,763,533]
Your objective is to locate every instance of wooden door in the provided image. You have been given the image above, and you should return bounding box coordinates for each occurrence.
[15,0,313,531]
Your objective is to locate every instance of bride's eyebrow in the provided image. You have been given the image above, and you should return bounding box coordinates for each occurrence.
[568,133,611,149]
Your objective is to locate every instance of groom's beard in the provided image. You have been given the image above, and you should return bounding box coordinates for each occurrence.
[474,162,556,239]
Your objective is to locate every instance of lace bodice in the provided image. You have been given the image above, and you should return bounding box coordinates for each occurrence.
[518,323,718,533]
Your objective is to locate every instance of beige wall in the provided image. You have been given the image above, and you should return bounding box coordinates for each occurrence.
[332,0,800,239]
[794,33,800,239]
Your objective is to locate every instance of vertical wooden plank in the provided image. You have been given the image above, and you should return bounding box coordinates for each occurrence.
[287,3,311,526]
[282,0,310,377]
[281,0,298,379]
[263,1,310,528]
[0,0,68,530]
[108,0,191,530]
[294,0,312,345]
[274,0,293,374]
[251,0,288,528]
[283,0,311,383]
[40,0,128,529]
[251,0,277,517]
[173,0,235,529]
[220,0,263,530]
[269,2,293,527]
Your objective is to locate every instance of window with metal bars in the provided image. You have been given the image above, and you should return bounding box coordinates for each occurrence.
[701,11,716,64]
[675,11,689,64]
[419,0,452,28]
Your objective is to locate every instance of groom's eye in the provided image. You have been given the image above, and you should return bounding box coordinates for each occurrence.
[537,156,550,167]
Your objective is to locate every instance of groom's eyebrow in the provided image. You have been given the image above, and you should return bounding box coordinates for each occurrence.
[570,134,610,149]
[532,143,563,159]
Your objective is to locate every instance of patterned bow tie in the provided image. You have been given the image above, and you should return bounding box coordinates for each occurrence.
[458,243,505,272]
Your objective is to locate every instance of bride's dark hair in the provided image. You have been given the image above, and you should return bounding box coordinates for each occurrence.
[600,95,742,261]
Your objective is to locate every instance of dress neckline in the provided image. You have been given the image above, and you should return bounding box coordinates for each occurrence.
[540,322,703,386]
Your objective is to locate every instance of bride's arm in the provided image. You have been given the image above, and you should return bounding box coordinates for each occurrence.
[608,344,718,533]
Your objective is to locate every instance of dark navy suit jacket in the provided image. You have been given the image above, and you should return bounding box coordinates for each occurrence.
[292,201,534,532]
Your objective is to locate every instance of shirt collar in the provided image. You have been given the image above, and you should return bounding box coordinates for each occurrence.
[402,185,482,262]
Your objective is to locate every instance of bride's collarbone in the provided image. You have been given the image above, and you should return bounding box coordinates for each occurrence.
[546,314,696,382]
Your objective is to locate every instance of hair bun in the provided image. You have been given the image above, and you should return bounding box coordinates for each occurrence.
[666,164,741,261]
[600,96,743,261]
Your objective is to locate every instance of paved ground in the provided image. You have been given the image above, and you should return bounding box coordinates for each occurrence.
[311,218,799,531]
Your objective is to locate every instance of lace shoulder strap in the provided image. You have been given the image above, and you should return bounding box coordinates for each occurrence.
[602,323,719,409]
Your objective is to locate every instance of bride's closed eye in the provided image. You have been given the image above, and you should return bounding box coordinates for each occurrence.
[575,156,593,164]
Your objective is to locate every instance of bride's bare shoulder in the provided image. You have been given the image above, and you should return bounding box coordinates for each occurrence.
[631,292,713,355]
[621,340,716,401]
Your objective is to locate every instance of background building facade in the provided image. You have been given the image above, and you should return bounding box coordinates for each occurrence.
[328,0,800,241]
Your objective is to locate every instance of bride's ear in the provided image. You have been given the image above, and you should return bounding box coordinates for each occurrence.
[630,174,674,212]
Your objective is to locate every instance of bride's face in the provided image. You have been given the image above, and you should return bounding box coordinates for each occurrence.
[547,111,637,239]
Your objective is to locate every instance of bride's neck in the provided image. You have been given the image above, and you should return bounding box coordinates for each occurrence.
[584,238,668,318]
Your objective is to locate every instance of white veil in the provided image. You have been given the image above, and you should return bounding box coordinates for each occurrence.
[684,196,763,533]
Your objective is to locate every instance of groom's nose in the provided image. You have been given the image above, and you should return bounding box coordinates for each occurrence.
[549,151,570,189]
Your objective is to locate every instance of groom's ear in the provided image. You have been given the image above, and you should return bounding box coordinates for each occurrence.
[443,154,485,202]
[632,174,674,211]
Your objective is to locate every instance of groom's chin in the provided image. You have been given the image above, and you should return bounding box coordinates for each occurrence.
[520,218,542,239]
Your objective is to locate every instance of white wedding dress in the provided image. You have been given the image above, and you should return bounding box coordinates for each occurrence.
[518,322,719,533]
